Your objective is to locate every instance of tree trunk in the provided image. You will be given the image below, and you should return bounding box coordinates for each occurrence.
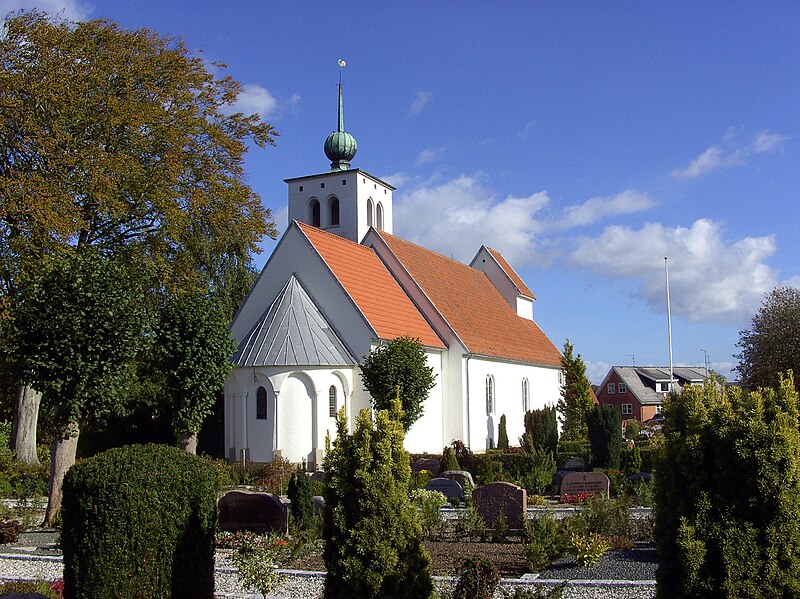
[11,383,41,465]
[180,431,198,455]
[43,421,80,528]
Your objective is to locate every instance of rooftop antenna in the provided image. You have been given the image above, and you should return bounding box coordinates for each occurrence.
[700,348,709,378]
[665,257,675,393]
[629,354,636,367]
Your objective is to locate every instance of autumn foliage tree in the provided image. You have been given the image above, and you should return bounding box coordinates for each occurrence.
[0,11,276,466]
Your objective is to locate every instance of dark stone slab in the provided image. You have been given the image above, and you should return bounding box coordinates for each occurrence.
[440,470,474,489]
[218,490,287,534]
[472,481,527,529]
[560,471,610,498]
[412,458,441,476]
[309,470,326,483]
[562,456,586,471]
[425,477,464,501]
[626,471,652,484]
[312,495,326,512]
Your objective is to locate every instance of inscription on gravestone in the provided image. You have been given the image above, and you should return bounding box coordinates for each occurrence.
[425,477,464,502]
[559,471,610,498]
[218,490,288,534]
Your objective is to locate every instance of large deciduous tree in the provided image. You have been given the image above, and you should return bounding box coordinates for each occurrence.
[12,251,148,525]
[735,286,800,392]
[557,339,594,441]
[0,11,277,461]
[359,336,436,431]
[155,292,236,454]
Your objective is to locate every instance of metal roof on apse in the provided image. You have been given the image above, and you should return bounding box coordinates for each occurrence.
[297,222,445,349]
[232,274,356,367]
[374,230,562,366]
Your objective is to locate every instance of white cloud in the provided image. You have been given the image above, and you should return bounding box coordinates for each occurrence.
[394,174,550,265]
[414,147,445,165]
[518,120,537,141]
[559,190,657,229]
[569,218,779,324]
[381,172,411,188]
[225,84,278,118]
[672,129,789,179]
[409,91,432,116]
[288,93,301,107]
[1,0,93,21]
[585,360,612,385]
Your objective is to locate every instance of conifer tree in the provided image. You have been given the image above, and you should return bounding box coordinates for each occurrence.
[586,404,622,469]
[287,465,314,533]
[497,414,510,450]
[557,339,594,440]
[440,446,460,472]
[322,394,434,598]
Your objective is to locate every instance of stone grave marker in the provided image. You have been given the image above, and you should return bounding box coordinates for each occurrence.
[309,470,326,483]
[425,477,464,502]
[440,470,474,489]
[472,481,527,529]
[562,456,586,471]
[312,495,326,512]
[218,490,288,534]
[560,471,610,498]
[412,458,441,476]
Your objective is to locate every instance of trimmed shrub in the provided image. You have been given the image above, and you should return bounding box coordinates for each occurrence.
[586,405,622,469]
[0,519,22,544]
[61,444,219,599]
[556,440,590,470]
[523,515,567,571]
[655,376,800,598]
[522,406,558,455]
[497,414,510,450]
[440,445,460,472]
[287,465,314,532]
[518,445,556,495]
[621,445,642,477]
[323,397,434,598]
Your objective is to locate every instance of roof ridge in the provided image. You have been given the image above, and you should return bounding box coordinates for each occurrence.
[376,229,480,272]
[296,220,374,252]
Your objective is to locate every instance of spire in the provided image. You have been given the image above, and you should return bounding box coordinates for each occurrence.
[324,59,357,171]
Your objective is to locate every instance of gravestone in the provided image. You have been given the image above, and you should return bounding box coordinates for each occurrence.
[218,490,288,534]
[562,456,586,471]
[412,458,441,476]
[472,481,527,529]
[425,477,464,502]
[440,470,474,489]
[309,470,326,483]
[560,471,610,498]
[312,495,326,512]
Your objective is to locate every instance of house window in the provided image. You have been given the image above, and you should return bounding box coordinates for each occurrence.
[607,383,616,394]
[522,378,529,412]
[367,198,374,227]
[256,386,267,420]
[558,371,564,386]
[486,375,495,415]
[618,382,627,393]
[321,182,325,188]
[309,199,321,227]
[329,386,337,417]
[621,403,633,415]
[376,202,384,230]
[656,404,664,414]
[329,197,340,226]
[342,179,346,185]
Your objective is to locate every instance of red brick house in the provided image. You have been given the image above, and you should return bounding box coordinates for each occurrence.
[595,366,708,422]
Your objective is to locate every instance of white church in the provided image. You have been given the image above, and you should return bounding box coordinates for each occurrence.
[224,81,563,468]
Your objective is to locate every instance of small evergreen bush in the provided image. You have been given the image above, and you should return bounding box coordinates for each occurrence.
[498,414,510,450]
[587,405,622,469]
[522,406,558,455]
[61,444,219,599]
[523,515,568,570]
[287,465,314,532]
[440,445,460,472]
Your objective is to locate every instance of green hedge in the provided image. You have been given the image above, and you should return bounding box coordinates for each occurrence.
[61,444,219,599]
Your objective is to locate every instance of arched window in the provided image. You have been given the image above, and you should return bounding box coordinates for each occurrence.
[376,202,384,230]
[256,386,267,420]
[309,199,321,227]
[367,198,374,227]
[522,379,529,413]
[486,375,495,415]
[329,385,337,417]
[329,197,340,226]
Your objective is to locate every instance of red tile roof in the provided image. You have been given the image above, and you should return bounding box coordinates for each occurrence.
[297,222,445,349]
[485,247,536,299]
[375,231,562,366]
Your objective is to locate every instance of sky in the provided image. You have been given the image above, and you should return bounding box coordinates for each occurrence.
[3,1,799,383]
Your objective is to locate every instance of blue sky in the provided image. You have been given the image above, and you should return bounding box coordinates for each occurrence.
[4,1,799,383]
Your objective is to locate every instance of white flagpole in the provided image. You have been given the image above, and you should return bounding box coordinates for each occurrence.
[665,257,675,392]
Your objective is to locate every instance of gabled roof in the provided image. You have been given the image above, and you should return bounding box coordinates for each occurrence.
[484,247,536,299]
[232,275,356,367]
[296,222,445,349]
[373,230,562,366]
[609,366,709,405]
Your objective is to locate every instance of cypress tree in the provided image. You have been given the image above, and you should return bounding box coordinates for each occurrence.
[440,446,460,472]
[587,404,622,470]
[522,406,558,455]
[497,414,509,450]
[287,464,314,532]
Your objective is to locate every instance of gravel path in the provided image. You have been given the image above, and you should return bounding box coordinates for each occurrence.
[0,531,656,598]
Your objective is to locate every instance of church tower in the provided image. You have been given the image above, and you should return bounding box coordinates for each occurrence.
[285,63,394,243]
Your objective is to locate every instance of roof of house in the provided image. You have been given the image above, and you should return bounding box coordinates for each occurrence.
[233,275,356,367]
[607,366,709,405]
[297,222,445,349]
[374,230,562,366]
[485,247,536,299]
